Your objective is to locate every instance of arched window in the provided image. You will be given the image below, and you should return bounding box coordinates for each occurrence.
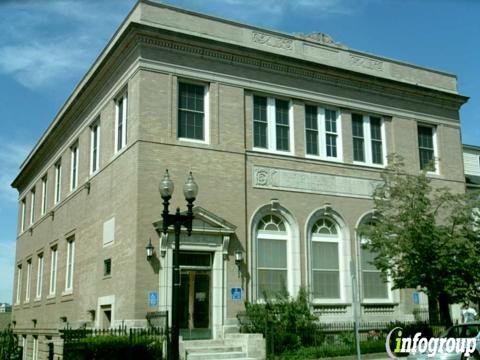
[359,221,389,300]
[311,217,341,299]
[256,214,288,296]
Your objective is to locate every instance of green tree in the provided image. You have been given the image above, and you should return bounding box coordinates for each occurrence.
[361,155,480,326]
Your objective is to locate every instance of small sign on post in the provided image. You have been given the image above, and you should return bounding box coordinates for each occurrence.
[412,292,420,305]
[149,291,158,307]
[231,287,242,301]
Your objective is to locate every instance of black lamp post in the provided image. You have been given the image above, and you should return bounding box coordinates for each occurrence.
[159,169,198,360]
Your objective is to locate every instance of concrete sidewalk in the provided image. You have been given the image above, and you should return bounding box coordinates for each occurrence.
[319,353,391,360]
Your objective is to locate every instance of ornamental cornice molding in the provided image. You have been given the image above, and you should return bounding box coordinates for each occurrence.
[135,32,464,110]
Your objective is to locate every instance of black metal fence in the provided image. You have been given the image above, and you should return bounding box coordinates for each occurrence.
[260,320,448,357]
[61,326,169,360]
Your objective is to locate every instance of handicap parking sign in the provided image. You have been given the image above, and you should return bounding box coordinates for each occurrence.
[149,291,158,307]
[231,287,242,301]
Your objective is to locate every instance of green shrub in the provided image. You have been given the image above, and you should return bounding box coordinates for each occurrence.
[0,326,21,360]
[275,339,385,359]
[242,287,322,354]
[64,335,163,360]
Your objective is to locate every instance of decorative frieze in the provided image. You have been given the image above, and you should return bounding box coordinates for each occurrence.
[135,34,462,109]
[251,31,293,51]
[253,166,381,199]
[349,54,384,72]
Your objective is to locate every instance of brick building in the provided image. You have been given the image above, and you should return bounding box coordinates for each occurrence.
[11,1,468,358]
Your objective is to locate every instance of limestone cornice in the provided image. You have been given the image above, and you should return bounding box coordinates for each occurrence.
[133,26,468,111]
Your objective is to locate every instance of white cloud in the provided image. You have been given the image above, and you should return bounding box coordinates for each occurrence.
[0,40,90,89]
[0,0,134,89]
[0,140,32,203]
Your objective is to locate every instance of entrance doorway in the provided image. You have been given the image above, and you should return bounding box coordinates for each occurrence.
[178,252,212,340]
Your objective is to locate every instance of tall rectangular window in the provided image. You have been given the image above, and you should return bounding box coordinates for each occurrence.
[32,336,38,360]
[178,82,208,141]
[418,125,436,171]
[352,114,365,162]
[90,120,100,173]
[22,336,26,360]
[65,236,75,292]
[352,113,385,166]
[29,189,35,225]
[370,117,383,164]
[70,143,79,191]
[103,258,112,277]
[25,260,31,302]
[49,246,58,296]
[325,109,338,157]
[275,99,290,151]
[253,96,268,149]
[20,198,26,233]
[361,246,388,299]
[54,161,62,204]
[115,92,128,151]
[35,254,44,299]
[305,105,318,155]
[253,96,292,153]
[15,265,22,304]
[41,176,48,216]
[305,105,341,160]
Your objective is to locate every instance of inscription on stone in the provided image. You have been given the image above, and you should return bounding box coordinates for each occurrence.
[253,166,381,199]
[252,31,293,51]
[349,54,384,72]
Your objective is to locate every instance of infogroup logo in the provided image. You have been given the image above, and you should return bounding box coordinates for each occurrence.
[385,327,477,358]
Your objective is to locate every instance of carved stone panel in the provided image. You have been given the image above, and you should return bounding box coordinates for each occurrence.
[251,31,293,51]
[252,166,381,199]
[349,54,384,72]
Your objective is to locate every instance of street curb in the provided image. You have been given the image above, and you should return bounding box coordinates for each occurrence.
[318,353,389,360]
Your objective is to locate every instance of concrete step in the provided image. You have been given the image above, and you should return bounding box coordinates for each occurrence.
[187,346,243,354]
[182,339,225,347]
[187,351,246,360]
[223,324,240,335]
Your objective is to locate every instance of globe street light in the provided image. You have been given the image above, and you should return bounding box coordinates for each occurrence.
[159,170,198,360]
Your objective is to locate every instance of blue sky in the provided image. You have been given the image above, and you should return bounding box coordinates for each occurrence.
[0,0,478,303]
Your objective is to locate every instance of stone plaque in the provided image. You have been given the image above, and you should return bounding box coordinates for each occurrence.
[253,166,381,199]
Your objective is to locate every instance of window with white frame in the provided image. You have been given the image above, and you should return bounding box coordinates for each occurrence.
[49,246,58,296]
[54,160,62,204]
[90,120,100,174]
[20,198,26,233]
[115,92,127,152]
[22,336,26,360]
[352,113,385,166]
[15,264,22,304]
[253,95,293,153]
[32,336,38,360]
[70,142,79,191]
[41,175,47,216]
[29,188,35,225]
[311,218,341,299]
[417,124,437,171]
[305,105,342,160]
[178,82,209,142]
[360,240,389,300]
[256,214,288,297]
[35,254,44,299]
[25,259,31,302]
[65,236,75,292]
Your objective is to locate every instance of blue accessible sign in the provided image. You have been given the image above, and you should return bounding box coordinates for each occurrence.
[412,292,420,305]
[231,287,242,301]
[149,291,158,307]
